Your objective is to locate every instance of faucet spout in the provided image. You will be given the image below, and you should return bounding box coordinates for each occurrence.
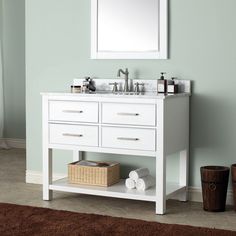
[117,68,129,92]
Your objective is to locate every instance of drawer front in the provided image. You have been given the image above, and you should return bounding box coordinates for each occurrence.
[49,101,98,123]
[49,124,98,147]
[102,127,156,151]
[102,103,156,126]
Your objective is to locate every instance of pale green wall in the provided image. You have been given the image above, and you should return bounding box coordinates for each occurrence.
[2,0,25,138]
[0,1,2,46]
[26,0,236,187]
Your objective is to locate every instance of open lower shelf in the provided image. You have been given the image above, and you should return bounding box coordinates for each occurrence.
[49,178,186,202]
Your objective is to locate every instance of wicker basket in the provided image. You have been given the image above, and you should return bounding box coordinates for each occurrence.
[68,161,120,187]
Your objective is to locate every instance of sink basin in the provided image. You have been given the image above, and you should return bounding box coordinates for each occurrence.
[88,91,146,95]
[114,92,145,95]
[91,91,113,94]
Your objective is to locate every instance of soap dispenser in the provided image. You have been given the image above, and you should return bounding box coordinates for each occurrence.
[157,72,167,93]
[167,77,179,94]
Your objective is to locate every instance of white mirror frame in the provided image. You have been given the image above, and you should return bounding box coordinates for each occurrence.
[91,0,168,60]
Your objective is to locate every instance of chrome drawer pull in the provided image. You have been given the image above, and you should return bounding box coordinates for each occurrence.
[117,137,139,141]
[63,133,83,138]
[63,110,83,113]
[117,113,139,116]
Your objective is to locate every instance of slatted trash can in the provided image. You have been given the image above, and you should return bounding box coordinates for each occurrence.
[231,164,236,211]
[201,166,229,212]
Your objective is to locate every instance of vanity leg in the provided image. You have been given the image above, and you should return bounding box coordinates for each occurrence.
[73,151,82,162]
[178,149,189,202]
[43,148,53,200]
[156,153,166,215]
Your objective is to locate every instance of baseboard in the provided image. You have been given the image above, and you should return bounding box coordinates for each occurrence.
[0,138,26,149]
[26,170,234,205]
[188,187,233,205]
[26,170,66,184]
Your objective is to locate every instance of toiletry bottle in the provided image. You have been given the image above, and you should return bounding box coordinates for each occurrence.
[157,72,167,93]
[82,77,96,92]
[167,77,179,94]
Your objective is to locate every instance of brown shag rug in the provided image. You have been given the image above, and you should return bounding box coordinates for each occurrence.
[0,203,235,236]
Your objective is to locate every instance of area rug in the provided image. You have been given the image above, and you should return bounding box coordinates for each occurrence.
[0,203,235,236]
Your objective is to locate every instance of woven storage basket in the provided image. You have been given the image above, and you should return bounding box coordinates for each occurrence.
[68,161,120,187]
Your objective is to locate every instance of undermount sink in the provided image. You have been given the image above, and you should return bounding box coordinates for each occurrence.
[89,91,112,94]
[114,91,145,95]
[87,91,146,95]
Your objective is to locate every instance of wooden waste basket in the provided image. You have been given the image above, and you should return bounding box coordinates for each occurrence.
[231,164,236,211]
[201,166,229,212]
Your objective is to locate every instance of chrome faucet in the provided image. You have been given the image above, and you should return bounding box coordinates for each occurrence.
[117,68,129,92]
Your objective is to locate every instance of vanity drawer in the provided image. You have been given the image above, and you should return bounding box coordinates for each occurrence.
[102,127,156,151]
[49,124,98,147]
[102,103,156,126]
[49,101,98,123]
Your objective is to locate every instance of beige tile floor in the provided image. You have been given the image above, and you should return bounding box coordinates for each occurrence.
[0,149,236,231]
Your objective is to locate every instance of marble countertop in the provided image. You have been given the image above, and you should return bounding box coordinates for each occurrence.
[40,91,191,99]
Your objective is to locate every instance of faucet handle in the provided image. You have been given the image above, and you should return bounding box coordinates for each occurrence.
[139,83,145,93]
[109,82,119,93]
[134,82,145,93]
[134,82,140,93]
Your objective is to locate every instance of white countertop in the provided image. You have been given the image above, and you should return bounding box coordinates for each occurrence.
[40,91,191,99]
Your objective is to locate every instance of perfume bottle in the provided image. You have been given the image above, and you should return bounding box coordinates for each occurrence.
[157,72,167,93]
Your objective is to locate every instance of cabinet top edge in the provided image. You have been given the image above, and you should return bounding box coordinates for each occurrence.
[40,92,191,100]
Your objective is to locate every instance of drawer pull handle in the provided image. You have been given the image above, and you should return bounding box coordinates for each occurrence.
[117,137,139,141]
[63,133,83,138]
[63,110,83,114]
[117,113,139,116]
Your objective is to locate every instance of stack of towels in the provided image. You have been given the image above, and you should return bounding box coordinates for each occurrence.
[125,168,155,191]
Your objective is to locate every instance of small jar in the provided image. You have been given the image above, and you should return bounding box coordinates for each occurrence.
[71,85,82,93]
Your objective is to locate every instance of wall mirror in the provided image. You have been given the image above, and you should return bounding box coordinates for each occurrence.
[91,0,168,59]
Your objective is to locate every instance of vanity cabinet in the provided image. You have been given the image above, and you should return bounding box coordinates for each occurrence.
[42,93,190,215]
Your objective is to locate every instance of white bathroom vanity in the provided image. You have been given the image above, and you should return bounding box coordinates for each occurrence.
[41,79,190,215]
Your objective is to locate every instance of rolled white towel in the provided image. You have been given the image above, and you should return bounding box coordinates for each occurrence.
[129,168,150,181]
[125,178,136,189]
[136,175,155,191]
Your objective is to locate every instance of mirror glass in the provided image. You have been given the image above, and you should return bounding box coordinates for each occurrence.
[91,0,168,59]
[97,0,159,52]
